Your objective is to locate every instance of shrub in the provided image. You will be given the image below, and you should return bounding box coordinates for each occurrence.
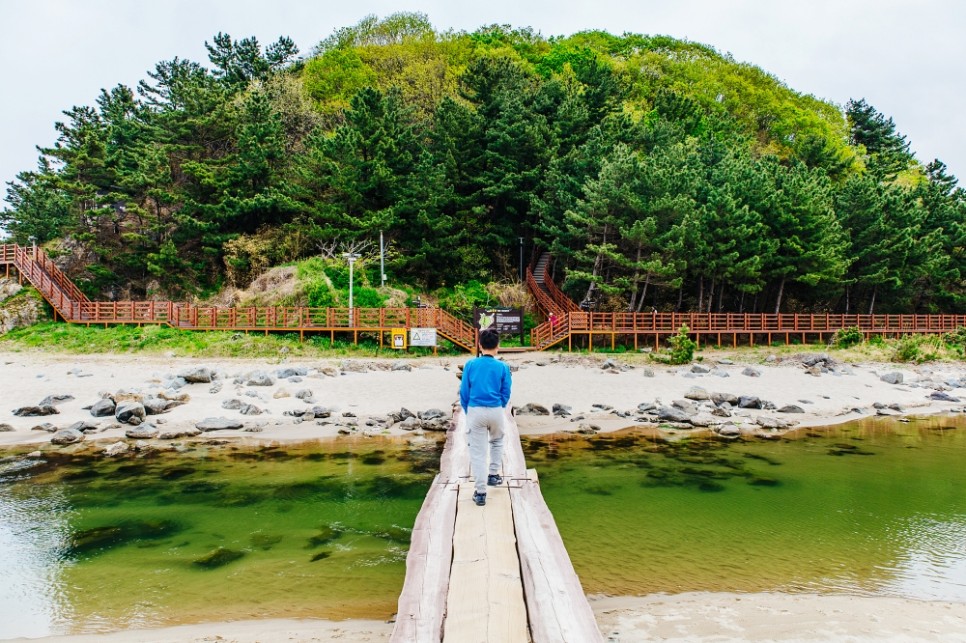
[832,326,863,348]
[893,336,922,362]
[650,324,697,365]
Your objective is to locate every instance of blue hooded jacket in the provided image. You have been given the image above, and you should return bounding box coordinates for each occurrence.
[460,355,511,413]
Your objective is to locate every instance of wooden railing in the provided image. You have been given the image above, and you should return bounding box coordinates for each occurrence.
[542,256,580,313]
[6,243,964,352]
[526,267,564,317]
[563,312,966,334]
[2,243,478,351]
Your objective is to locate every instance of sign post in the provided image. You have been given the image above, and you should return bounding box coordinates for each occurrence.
[473,307,524,345]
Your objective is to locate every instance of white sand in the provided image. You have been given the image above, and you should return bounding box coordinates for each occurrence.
[2,350,965,641]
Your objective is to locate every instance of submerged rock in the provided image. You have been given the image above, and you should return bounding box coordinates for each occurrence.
[193,547,245,569]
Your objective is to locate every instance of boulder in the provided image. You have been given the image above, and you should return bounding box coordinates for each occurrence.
[51,428,84,445]
[801,353,831,367]
[880,372,904,385]
[102,441,129,457]
[126,424,159,439]
[689,413,716,427]
[196,417,244,431]
[239,404,263,416]
[295,389,314,400]
[391,362,413,372]
[778,405,805,414]
[929,391,960,402]
[30,423,57,433]
[738,396,763,409]
[244,371,276,387]
[684,386,710,401]
[716,424,742,438]
[418,408,447,421]
[712,392,739,406]
[180,367,215,383]
[158,426,202,439]
[68,420,100,433]
[553,403,573,417]
[143,397,171,415]
[690,364,711,374]
[741,367,762,378]
[636,402,657,413]
[115,402,146,425]
[13,405,59,417]
[39,394,74,407]
[0,423,14,432]
[222,399,245,410]
[515,403,550,416]
[90,398,117,417]
[656,406,691,423]
[276,366,308,379]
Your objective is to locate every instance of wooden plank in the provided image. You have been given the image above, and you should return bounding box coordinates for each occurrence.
[511,470,603,643]
[389,475,459,643]
[443,483,529,643]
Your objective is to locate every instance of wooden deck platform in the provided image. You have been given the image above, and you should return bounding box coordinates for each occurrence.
[390,410,602,643]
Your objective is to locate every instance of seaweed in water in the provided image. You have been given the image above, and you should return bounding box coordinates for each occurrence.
[828,443,876,457]
[310,550,332,562]
[193,547,245,569]
[67,519,184,557]
[159,466,197,480]
[306,525,342,548]
[250,532,284,550]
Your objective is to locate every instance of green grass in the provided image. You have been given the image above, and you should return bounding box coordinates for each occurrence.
[0,323,462,358]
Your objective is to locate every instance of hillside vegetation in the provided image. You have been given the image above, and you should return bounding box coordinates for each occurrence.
[2,13,963,315]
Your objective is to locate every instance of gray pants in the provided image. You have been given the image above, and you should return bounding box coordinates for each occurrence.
[466,406,505,494]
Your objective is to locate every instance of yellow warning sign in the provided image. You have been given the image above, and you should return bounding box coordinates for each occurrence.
[391,328,408,349]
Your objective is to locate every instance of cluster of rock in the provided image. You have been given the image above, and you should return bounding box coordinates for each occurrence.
[515,383,801,439]
[10,360,452,451]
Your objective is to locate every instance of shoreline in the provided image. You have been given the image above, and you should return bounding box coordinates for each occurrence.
[2,351,963,451]
[18,591,966,642]
[3,351,966,641]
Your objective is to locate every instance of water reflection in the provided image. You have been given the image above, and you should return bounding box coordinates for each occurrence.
[0,438,442,638]
[527,414,966,602]
[0,471,73,638]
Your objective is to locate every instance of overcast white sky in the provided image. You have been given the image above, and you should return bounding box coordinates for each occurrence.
[1,0,964,198]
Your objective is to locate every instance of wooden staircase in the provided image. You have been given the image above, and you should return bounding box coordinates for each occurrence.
[526,251,579,350]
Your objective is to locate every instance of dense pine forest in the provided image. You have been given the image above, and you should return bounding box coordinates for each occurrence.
[2,13,963,314]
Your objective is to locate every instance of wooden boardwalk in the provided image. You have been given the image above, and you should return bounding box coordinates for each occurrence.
[3,242,963,354]
[390,410,603,643]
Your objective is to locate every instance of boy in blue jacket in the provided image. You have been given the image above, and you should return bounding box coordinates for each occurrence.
[459,329,512,506]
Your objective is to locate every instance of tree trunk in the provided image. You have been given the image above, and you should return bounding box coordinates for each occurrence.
[868,285,877,316]
[697,276,704,313]
[676,284,684,312]
[773,278,786,314]
[844,285,850,315]
[717,282,725,312]
[635,273,651,312]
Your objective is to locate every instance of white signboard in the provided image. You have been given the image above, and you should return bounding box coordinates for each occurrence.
[409,328,437,347]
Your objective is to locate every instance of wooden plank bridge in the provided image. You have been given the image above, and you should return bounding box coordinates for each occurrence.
[3,243,964,353]
[390,408,603,642]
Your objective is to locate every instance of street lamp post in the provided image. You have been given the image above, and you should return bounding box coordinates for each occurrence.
[343,252,360,325]
[518,237,524,283]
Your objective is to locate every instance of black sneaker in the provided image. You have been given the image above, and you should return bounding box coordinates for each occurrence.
[473,491,486,506]
[487,474,503,487]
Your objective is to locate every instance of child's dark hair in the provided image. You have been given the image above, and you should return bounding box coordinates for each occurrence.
[479,328,500,350]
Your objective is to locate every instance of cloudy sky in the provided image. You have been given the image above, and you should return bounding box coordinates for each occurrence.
[1,0,964,198]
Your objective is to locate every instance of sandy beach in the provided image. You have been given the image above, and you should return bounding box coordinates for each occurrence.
[2,350,965,641]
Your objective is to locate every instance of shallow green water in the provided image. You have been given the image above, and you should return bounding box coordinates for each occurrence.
[0,438,443,639]
[3,417,966,638]
[526,415,966,601]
